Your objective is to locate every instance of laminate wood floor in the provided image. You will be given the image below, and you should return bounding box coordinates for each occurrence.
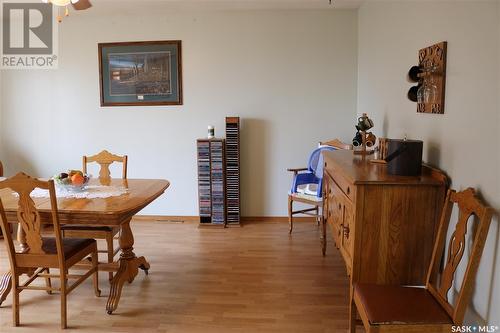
[0,221,352,332]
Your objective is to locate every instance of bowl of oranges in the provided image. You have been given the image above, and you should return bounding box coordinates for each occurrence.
[53,170,90,192]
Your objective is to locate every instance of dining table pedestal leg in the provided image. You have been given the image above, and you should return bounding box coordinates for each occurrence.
[106,218,150,314]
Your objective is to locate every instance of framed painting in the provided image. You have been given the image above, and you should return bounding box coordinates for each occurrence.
[98,40,182,106]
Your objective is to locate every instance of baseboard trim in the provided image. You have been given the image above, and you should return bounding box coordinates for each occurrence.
[241,216,315,223]
[132,215,199,223]
[131,215,316,223]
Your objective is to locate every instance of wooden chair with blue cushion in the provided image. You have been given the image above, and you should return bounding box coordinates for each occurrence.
[287,139,352,234]
[350,188,494,333]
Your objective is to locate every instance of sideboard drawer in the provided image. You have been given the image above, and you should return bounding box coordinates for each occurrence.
[332,171,355,202]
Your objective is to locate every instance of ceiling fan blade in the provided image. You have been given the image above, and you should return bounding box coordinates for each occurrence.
[72,0,92,10]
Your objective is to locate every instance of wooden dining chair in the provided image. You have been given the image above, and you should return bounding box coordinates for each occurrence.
[350,188,494,333]
[0,173,100,329]
[62,150,127,280]
[287,139,352,234]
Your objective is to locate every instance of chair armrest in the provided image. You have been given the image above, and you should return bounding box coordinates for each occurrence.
[287,167,308,174]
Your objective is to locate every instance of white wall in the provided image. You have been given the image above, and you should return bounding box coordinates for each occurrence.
[358,0,499,325]
[0,4,358,216]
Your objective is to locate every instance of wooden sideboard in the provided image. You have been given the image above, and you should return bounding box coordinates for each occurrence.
[322,150,447,318]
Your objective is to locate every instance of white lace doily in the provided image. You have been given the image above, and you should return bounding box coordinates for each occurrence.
[27,185,129,199]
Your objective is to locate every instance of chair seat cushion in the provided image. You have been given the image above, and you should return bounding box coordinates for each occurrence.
[289,192,322,203]
[61,225,113,232]
[354,283,452,325]
[42,237,95,259]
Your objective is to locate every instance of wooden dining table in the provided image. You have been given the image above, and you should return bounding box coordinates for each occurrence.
[0,178,170,314]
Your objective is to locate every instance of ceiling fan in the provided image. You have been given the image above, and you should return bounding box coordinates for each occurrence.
[42,0,92,22]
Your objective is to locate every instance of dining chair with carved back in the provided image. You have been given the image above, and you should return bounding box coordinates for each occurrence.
[0,173,100,329]
[61,150,127,281]
[350,187,494,333]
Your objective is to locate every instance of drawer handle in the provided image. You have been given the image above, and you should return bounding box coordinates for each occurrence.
[338,203,342,210]
[343,225,350,239]
[346,187,350,195]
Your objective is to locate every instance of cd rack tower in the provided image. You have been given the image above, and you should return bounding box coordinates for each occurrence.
[225,117,241,225]
[196,138,226,226]
[196,117,240,226]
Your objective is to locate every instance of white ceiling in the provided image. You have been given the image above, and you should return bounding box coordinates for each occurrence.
[98,0,365,10]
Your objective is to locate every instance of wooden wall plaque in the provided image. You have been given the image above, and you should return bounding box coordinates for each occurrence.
[417,41,447,114]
